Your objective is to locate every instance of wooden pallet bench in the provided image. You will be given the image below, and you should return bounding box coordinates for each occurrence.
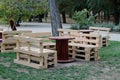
[14,36,57,69]
[69,33,101,61]
[58,28,101,61]
[22,32,55,50]
[89,27,110,47]
[1,30,32,52]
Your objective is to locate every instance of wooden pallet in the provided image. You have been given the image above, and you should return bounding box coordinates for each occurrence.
[14,36,57,69]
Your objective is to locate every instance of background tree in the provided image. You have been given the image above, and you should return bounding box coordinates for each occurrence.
[87,0,120,25]
[57,0,73,23]
[0,0,49,25]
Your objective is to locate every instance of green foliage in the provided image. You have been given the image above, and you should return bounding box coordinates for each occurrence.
[0,0,49,23]
[72,9,97,29]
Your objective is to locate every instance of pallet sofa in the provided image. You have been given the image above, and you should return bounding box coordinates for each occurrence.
[89,26,110,47]
[22,32,55,50]
[1,30,32,52]
[58,28,101,61]
[69,33,101,61]
[14,35,57,69]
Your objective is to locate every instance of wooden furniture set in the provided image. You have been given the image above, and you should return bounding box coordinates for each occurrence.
[0,27,110,69]
[14,35,57,69]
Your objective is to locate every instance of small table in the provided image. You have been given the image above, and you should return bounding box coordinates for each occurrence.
[80,30,94,34]
[49,36,75,63]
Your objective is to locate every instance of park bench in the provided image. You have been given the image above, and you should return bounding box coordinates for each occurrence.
[89,26,110,47]
[14,35,57,69]
[22,32,55,50]
[1,30,32,52]
[69,33,101,61]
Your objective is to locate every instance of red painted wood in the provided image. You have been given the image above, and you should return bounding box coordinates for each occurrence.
[56,39,68,60]
[49,36,75,62]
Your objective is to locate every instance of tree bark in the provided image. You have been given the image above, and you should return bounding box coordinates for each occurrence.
[62,11,66,23]
[48,0,62,36]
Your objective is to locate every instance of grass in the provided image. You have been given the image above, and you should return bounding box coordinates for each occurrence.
[0,41,120,80]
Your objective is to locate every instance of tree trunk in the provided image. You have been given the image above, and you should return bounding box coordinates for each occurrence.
[62,11,66,23]
[16,17,22,26]
[9,18,17,31]
[113,11,119,25]
[104,10,110,23]
[28,15,33,22]
[113,0,119,25]
[48,0,62,36]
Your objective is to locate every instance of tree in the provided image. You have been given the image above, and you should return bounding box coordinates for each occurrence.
[72,9,97,29]
[48,0,62,36]
[87,0,120,25]
[57,0,87,23]
[0,0,49,25]
[57,0,73,23]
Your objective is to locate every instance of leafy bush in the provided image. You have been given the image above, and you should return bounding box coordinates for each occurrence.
[72,9,97,29]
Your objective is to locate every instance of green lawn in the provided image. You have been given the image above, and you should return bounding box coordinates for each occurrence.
[0,41,120,80]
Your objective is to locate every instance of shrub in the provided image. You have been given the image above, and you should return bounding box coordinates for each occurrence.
[72,9,97,29]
